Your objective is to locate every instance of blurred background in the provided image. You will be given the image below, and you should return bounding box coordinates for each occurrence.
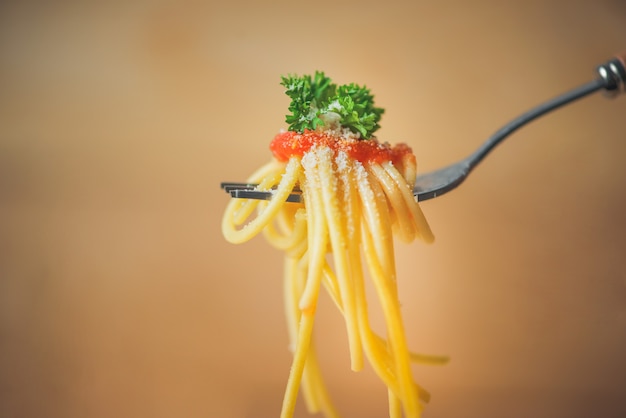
[1,1,625,417]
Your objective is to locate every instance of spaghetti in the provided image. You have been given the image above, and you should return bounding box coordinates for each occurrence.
[222,73,447,418]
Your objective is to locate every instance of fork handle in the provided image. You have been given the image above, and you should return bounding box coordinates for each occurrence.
[596,51,626,97]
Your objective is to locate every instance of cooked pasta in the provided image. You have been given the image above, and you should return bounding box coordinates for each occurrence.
[222,72,447,418]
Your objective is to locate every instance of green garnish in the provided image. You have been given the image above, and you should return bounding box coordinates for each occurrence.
[280,71,385,139]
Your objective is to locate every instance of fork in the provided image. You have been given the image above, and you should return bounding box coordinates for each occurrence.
[222,52,625,203]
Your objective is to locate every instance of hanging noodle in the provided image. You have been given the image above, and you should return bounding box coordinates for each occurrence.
[222,127,447,418]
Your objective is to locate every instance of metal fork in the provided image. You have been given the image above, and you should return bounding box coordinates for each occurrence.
[222,52,625,203]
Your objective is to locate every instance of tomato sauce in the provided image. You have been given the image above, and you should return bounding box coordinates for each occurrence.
[270,130,414,165]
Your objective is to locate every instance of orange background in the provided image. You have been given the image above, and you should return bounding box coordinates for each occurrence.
[1,1,625,417]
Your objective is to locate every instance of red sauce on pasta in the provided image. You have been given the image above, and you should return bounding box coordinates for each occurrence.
[270,130,414,165]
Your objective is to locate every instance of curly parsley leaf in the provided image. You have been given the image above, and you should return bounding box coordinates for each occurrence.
[280,71,384,139]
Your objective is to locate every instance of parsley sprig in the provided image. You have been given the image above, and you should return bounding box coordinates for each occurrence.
[280,71,384,139]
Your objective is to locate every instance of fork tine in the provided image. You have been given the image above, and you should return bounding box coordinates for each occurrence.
[230,188,303,203]
[222,182,303,202]
[222,182,302,193]
[220,182,258,192]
